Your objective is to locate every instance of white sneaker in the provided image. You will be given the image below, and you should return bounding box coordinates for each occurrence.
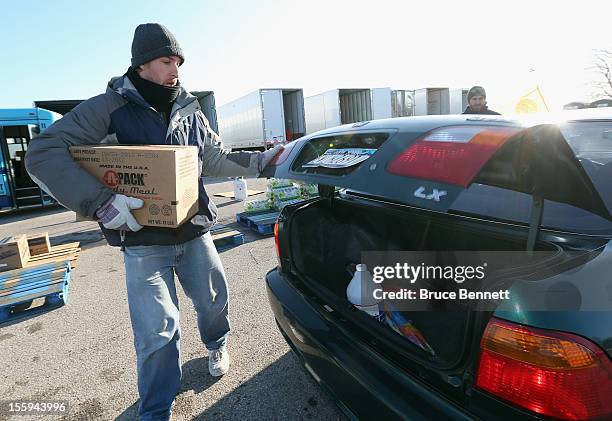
[208,347,230,377]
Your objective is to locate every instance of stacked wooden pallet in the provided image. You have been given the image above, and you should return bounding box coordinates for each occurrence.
[23,241,81,270]
[0,262,71,307]
[0,232,80,323]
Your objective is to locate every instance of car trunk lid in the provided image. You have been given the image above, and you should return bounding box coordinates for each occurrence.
[264,121,611,223]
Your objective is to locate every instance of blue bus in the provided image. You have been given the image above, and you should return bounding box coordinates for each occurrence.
[0,108,61,210]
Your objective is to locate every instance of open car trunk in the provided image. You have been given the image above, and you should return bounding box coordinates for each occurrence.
[267,121,611,368]
[287,195,566,367]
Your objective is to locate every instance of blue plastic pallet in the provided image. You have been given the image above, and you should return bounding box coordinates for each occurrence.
[236,210,269,226]
[210,225,245,251]
[235,212,252,226]
[0,262,71,324]
[236,211,279,236]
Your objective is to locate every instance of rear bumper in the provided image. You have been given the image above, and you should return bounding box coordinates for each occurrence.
[265,267,476,421]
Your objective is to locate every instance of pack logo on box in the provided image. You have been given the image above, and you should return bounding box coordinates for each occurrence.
[102,171,146,187]
[103,171,119,187]
[69,145,199,228]
[102,170,155,196]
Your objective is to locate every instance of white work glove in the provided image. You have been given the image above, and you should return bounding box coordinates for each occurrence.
[95,194,144,232]
[258,145,285,172]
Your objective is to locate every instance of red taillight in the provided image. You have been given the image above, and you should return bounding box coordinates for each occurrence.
[387,126,520,187]
[476,317,612,420]
[268,141,297,166]
[274,222,281,263]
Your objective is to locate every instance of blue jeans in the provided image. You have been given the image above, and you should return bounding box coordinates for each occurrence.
[122,232,230,421]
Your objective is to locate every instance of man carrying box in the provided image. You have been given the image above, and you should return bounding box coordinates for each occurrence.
[25,23,283,421]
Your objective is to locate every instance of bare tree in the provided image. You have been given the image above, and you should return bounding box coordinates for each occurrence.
[589,49,612,99]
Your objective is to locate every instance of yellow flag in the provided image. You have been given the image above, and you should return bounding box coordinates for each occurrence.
[515,85,550,114]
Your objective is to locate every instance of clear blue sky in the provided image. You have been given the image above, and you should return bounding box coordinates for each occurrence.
[2,0,610,112]
[1,0,259,106]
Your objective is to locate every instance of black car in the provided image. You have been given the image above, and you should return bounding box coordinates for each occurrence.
[262,111,612,420]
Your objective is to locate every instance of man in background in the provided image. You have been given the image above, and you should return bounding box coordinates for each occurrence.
[462,85,501,115]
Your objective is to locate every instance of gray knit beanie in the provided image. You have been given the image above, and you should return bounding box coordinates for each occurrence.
[131,23,184,68]
[467,86,486,101]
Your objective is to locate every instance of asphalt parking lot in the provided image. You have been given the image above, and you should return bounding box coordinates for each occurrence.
[0,177,344,421]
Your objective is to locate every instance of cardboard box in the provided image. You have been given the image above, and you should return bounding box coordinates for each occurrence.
[0,235,31,272]
[27,232,51,256]
[70,145,199,228]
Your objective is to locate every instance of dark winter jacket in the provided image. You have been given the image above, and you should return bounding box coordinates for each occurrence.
[25,73,262,247]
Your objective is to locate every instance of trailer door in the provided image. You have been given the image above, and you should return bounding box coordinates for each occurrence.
[261,90,286,147]
[370,88,392,120]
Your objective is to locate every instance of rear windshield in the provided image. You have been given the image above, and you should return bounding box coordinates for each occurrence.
[451,121,612,235]
[562,120,612,213]
[291,132,389,176]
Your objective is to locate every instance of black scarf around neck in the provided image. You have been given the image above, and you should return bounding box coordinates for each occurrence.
[127,67,180,123]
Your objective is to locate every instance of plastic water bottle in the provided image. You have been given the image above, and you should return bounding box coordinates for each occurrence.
[346,264,382,319]
[234,177,247,201]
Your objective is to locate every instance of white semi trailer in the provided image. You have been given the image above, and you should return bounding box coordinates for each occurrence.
[304,88,415,134]
[217,89,305,150]
[414,88,450,116]
[450,88,469,114]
